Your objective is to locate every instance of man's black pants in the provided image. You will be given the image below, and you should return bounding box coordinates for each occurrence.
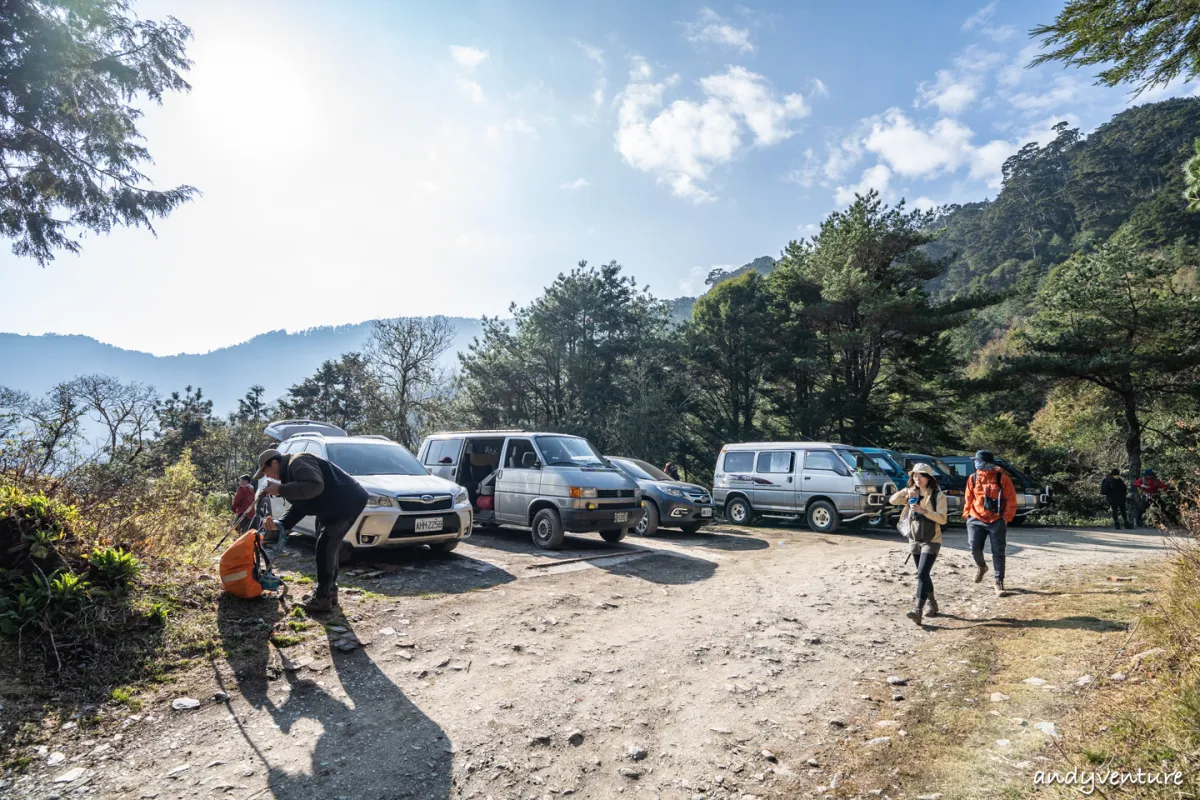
[314,499,367,598]
[1108,498,1129,528]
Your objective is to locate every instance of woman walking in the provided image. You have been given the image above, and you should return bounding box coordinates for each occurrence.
[891,462,948,626]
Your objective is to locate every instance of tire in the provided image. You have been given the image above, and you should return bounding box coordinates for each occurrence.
[680,523,703,535]
[864,514,888,531]
[600,528,628,544]
[531,508,566,549]
[725,496,753,526]
[429,539,459,554]
[337,539,355,566]
[806,499,840,534]
[635,502,660,536]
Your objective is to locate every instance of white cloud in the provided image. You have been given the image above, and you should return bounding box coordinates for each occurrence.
[1007,75,1087,112]
[998,43,1041,88]
[785,147,819,187]
[678,264,717,296]
[560,177,590,190]
[916,70,979,115]
[822,131,865,182]
[962,2,996,30]
[457,78,486,103]
[630,55,653,81]
[810,78,829,98]
[864,110,974,178]
[682,8,755,52]
[968,139,1015,188]
[833,163,891,206]
[615,64,809,202]
[486,116,538,140]
[450,45,488,69]
[576,41,607,107]
[416,180,440,193]
[912,195,938,211]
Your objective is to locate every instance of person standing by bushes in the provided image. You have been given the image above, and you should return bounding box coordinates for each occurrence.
[964,450,1017,597]
[231,474,256,533]
[1100,469,1129,529]
[253,448,368,614]
[890,462,948,626]
[1134,468,1167,527]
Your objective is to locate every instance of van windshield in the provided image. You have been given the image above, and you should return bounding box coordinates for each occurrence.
[836,449,883,473]
[326,443,427,476]
[535,435,608,468]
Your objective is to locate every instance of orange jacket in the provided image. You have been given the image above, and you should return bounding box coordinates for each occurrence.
[964,468,1017,524]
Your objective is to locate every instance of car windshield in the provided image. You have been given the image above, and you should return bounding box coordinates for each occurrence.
[909,456,953,479]
[836,449,881,472]
[865,454,902,475]
[613,458,672,481]
[535,435,608,467]
[325,442,427,476]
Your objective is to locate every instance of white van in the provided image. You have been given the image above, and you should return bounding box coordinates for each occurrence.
[712,442,896,533]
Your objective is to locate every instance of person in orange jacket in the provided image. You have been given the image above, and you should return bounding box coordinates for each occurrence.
[963,450,1017,597]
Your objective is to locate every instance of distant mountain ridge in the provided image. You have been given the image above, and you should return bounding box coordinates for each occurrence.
[0,260,777,414]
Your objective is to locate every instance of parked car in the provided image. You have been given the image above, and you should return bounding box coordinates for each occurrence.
[854,447,908,529]
[940,455,1053,525]
[418,431,644,549]
[882,450,966,519]
[606,456,714,535]
[712,442,896,534]
[261,419,472,563]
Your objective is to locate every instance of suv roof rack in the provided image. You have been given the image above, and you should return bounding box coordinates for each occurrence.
[430,429,526,435]
[357,435,393,441]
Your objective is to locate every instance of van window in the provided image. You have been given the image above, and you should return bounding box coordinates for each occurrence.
[804,450,841,472]
[423,438,462,466]
[756,451,795,473]
[723,451,755,473]
[504,439,538,470]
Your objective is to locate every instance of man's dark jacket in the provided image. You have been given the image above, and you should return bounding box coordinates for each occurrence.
[277,452,368,530]
[1101,475,1127,503]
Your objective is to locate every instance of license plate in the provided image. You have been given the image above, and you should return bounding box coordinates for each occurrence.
[701,508,713,517]
[613,512,629,523]
[414,517,444,533]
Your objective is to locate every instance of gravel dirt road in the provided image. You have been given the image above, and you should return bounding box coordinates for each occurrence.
[8,521,1167,800]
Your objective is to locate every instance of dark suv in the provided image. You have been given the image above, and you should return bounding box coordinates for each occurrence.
[606,457,714,535]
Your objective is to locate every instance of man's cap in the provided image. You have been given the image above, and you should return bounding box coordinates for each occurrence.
[1144,468,1155,476]
[251,449,282,481]
[974,450,995,464]
[239,473,253,483]
[1110,468,1120,475]
[910,462,936,477]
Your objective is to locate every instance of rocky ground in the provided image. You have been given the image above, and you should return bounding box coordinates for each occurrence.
[3,520,1167,800]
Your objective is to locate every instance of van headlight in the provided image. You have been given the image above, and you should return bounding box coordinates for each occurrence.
[366,493,394,508]
[854,485,874,495]
[569,487,598,498]
[454,487,469,506]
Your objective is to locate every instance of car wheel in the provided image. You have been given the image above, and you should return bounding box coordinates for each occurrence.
[635,502,660,536]
[680,523,703,535]
[864,514,888,531]
[337,539,355,566]
[600,528,628,544]
[726,496,753,526]
[429,539,459,555]
[531,508,566,549]
[807,500,840,534]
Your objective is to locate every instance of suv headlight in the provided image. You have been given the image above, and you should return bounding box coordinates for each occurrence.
[366,493,394,508]
[454,487,469,506]
[661,486,685,498]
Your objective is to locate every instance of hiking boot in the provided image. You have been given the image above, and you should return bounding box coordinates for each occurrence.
[300,586,339,608]
[905,601,923,626]
[926,595,939,618]
[994,579,1006,598]
[302,593,335,614]
[974,564,988,583]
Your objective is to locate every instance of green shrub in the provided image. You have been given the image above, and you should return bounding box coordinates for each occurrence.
[0,484,81,571]
[87,547,142,589]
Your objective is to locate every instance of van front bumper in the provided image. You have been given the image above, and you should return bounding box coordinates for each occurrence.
[559,505,646,533]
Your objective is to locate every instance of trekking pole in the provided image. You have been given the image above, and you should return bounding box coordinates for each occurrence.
[213,506,254,552]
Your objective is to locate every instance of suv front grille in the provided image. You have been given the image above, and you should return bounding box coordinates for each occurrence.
[398,495,453,512]
[597,489,636,499]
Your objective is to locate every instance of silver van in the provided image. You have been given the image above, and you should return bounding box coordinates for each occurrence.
[418,431,644,549]
[712,441,896,533]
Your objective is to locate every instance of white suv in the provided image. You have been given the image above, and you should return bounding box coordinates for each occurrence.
[263,420,472,561]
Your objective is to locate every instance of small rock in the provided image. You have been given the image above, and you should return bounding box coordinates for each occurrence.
[378,627,396,636]
[618,767,643,779]
[1110,672,1127,682]
[916,794,944,800]
[761,749,777,763]
[436,658,451,668]
[886,676,907,686]
[864,737,891,747]
[1022,677,1047,686]
[205,760,225,768]
[1076,675,1094,687]
[53,767,86,783]
[710,726,732,734]
[528,732,552,747]
[213,692,230,702]
[804,636,822,645]
[282,656,314,671]
[995,739,1011,747]
[628,745,648,761]
[1131,647,1166,665]
[892,693,905,701]
[568,729,585,746]
[165,764,192,777]
[1035,721,1059,738]
[1012,718,1028,727]
[875,720,899,728]
[47,752,66,766]
[171,698,200,711]
[990,692,1010,703]
[806,758,820,767]
[827,718,846,729]
[329,625,348,634]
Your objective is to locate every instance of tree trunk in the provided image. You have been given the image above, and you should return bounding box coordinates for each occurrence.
[1122,392,1142,513]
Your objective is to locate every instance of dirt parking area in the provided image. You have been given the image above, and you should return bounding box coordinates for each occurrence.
[6,521,1168,800]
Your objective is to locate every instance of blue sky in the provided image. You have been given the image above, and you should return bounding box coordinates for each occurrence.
[2,0,1197,355]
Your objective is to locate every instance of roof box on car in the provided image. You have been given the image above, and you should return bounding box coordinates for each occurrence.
[263,419,348,441]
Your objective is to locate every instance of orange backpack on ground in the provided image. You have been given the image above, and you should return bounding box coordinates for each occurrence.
[220,530,266,599]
